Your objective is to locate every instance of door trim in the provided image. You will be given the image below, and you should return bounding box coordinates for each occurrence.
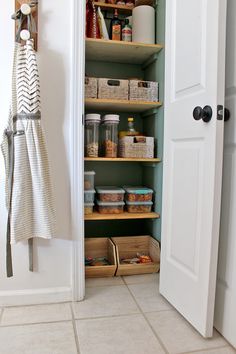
[70,0,86,301]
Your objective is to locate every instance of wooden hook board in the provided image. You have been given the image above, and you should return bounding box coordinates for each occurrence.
[15,0,38,50]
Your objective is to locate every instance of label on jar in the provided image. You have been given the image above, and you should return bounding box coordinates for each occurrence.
[112,25,121,41]
[122,28,132,42]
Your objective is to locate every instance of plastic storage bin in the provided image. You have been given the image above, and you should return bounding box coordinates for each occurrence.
[84,171,95,190]
[96,186,125,202]
[126,200,153,213]
[84,189,96,203]
[85,114,101,158]
[124,186,154,202]
[84,202,94,215]
[96,200,125,214]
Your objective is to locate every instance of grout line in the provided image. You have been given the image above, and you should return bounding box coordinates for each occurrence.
[1,301,71,310]
[0,319,72,329]
[124,281,170,354]
[70,303,81,354]
[178,344,230,354]
[74,312,141,322]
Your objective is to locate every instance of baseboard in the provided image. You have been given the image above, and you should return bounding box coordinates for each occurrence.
[0,287,72,307]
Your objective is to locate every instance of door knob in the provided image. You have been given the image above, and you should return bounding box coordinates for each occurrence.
[224,108,230,122]
[193,105,213,123]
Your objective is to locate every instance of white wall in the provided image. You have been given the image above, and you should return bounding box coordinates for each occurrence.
[0,1,74,305]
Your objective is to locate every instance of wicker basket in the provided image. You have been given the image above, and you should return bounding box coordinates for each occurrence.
[85,77,98,99]
[98,78,129,100]
[119,136,154,159]
[130,80,159,102]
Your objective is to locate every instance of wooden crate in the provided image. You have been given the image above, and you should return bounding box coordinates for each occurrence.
[85,238,117,278]
[111,235,160,276]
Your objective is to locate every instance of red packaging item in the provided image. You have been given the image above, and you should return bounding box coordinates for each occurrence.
[86,0,101,38]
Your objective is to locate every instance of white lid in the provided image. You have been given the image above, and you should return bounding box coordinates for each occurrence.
[85,114,101,122]
[96,200,125,206]
[126,201,153,206]
[84,189,96,194]
[96,186,125,194]
[102,114,120,123]
[84,171,96,176]
[123,186,153,194]
[84,202,95,207]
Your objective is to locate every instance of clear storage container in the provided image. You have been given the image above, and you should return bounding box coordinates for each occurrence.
[124,186,154,202]
[126,201,153,213]
[84,202,94,215]
[85,114,101,157]
[96,186,125,202]
[84,171,95,190]
[102,115,120,158]
[84,189,96,203]
[96,200,125,214]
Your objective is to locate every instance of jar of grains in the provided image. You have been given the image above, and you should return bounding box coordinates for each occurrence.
[85,114,101,157]
[102,114,120,158]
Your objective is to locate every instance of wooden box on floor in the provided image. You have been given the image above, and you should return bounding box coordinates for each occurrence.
[85,238,117,278]
[111,236,160,276]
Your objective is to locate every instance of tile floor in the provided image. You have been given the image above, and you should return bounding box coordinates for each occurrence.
[0,274,235,354]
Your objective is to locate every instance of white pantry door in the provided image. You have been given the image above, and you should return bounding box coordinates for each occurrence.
[214,0,236,348]
[160,0,227,337]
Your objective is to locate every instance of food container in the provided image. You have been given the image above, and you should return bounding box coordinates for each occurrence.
[84,202,94,215]
[129,80,159,102]
[102,115,120,158]
[85,77,98,99]
[85,114,101,158]
[124,186,153,202]
[84,171,95,190]
[96,200,125,214]
[98,78,129,101]
[126,200,153,213]
[119,135,154,158]
[96,186,125,202]
[84,189,96,203]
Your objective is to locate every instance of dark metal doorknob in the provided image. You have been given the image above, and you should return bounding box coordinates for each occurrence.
[193,105,213,123]
[224,108,230,122]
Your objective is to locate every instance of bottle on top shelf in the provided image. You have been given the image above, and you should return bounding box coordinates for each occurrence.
[110,9,122,41]
[122,19,132,42]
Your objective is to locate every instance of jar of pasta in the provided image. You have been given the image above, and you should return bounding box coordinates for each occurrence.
[85,114,101,157]
[102,114,120,158]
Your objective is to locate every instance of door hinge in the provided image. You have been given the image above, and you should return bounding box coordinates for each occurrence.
[217,105,224,120]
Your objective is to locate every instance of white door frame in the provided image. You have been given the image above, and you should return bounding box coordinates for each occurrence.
[70,0,86,301]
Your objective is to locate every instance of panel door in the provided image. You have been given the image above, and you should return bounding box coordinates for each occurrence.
[214,0,236,348]
[160,0,227,337]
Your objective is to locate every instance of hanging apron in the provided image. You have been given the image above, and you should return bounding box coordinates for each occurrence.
[1,40,55,277]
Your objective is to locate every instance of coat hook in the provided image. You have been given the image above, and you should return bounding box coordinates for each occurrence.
[20,4,31,15]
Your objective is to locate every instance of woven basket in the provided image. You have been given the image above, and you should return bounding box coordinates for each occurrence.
[85,77,98,99]
[98,78,129,100]
[119,136,154,159]
[130,80,159,102]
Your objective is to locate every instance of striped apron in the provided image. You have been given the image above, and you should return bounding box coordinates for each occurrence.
[1,40,55,277]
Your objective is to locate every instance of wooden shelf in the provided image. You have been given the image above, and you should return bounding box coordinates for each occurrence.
[85,157,161,163]
[94,2,133,14]
[85,212,160,221]
[85,98,162,113]
[86,38,163,65]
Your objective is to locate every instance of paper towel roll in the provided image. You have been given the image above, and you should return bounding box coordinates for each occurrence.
[132,6,155,44]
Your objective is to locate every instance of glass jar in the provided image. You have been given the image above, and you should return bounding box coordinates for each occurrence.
[85,114,101,157]
[102,114,120,158]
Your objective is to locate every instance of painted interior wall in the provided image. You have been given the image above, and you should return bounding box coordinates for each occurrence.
[0,1,73,304]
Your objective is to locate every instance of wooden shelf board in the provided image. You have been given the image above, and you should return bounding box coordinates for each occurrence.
[84,157,161,163]
[85,212,160,221]
[85,98,162,113]
[85,38,164,64]
[94,2,133,14]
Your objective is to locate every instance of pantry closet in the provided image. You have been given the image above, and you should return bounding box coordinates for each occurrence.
[72,0,227,341]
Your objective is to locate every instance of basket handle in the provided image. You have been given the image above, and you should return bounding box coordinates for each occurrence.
[107,80,121,87]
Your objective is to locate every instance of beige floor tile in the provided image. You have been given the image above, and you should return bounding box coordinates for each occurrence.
[123,273,160,285]
[191,347,236,354]
[1,303,72,326]
[76,314,165,354]
[86,277,124,287]
[128,282,173,312]
[73,285,139,319]
[146,311,228,354]
[0,321,77,354]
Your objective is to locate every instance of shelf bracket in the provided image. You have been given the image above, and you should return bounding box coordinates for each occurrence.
[142,53,159,70]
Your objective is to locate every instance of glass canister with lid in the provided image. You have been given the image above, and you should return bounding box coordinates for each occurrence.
[85,114,101,157]
[102,114,120,158]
